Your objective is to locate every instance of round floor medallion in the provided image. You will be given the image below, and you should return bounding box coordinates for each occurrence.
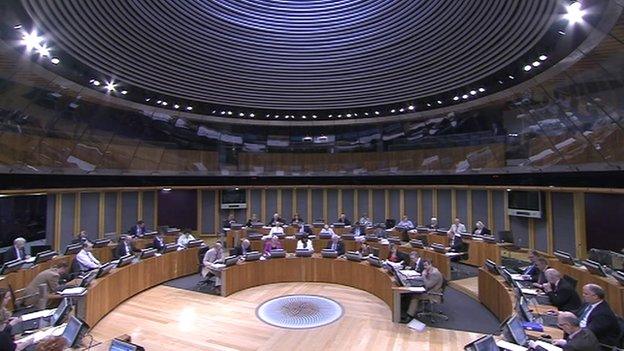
[256,295,344,329]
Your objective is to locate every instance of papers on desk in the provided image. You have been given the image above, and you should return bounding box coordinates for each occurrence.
[60,287,87,296]
[511,274,529,281]
[495,340,528,351]
[399,270,421,278]
[404,286,426,293]
[444,252,464,257]
[407,318,426,332]
[211,263,226,270]
[385,261,404,270]
[19,323,66,344]
[21,308,55,321]
[533,340,563,351]
[24,257,36,264]
[521,288,540,295]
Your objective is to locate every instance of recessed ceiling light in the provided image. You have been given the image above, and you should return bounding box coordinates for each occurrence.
[539,55,548,61]
[462,94,469,99]
[92,80,101,86]
[227,111,232,115]
[50,57,60,65]
[390,109,396,113]
[161,101,168,106]
[399,108,404,112]
[478,88,485,92]
[239,112,244,116]
[13,24,22,29]
[145,98,151,102]
[426,103,431,107]
[250,113,255,117]
[156,100,162,104]
[312,115,317,119]
[470,90,477,95]
[346,113,352,117]
[508,75,515,79]
[186,106,193,111]
[437,100,442,104]
[174,104,180,109]
[374,111,379,115]
[408,105,414,110]
[532,61,540,67]
[220,111,226,115]
[524,65,532,71]
[121,90,128,95]
[453,96,459,101]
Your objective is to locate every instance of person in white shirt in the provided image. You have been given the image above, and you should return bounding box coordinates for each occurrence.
[177,230,196,247]
[296,236,314,251]
[319,224,335,236]
[447,217,466,236]
[269,224,284,236]
[202,242,225,291]
[358,214,372,227]
[76,242,101,271]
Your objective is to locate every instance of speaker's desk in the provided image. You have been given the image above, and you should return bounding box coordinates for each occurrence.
[221,255,413,322]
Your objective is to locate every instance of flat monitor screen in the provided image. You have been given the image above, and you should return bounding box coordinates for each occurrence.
[518,297,533,322]
[505,315,528,346]
[109,339,144,351]
[51,298,71,326]
[472,335,498,351]
[508,191,541,212]
[61,316,86,347]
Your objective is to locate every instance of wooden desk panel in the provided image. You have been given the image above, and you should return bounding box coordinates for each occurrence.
[83,247,199,327]
[0,255,73,292]
[478,268,514,322]
[464,240,502,266]
[221,256,395,313]
[549,260,624,316]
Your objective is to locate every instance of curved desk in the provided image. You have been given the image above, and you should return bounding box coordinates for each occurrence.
[221,256,402,320]
[82,247,199,327]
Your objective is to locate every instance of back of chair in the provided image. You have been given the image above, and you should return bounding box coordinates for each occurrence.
[562,274,578,290]
[69,257,82,280]
[197,246,210,272]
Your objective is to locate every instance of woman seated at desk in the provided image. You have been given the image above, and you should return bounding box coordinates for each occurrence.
[296,236,314,251]
[291,213,304,226]
[472,221,492,236]
[387,244,407,263]
[319,225,335,237]
[263,235,283,255]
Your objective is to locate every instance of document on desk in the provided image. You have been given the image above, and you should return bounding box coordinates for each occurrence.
[21,308,55,321]
[532,341,562,351]
[404,287,426,293]
[521,288,540,295]
[495,340,528,351]
[399,270,421,278]
[24,257,36,264]
[510,274,528,281]
[444,252,463,257]
[60,287,87,296]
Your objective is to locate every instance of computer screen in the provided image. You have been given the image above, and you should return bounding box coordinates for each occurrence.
[61,316,86,347]
[109,339,144,351]
[505,314,528,346]
[51,298,71,326]
[473,335,498,351]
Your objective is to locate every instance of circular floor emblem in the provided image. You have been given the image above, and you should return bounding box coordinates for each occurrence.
[256,295,344,329]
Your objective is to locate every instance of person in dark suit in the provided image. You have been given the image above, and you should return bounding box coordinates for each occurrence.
[337,213,351,226]
[350,224,365,237]
[447,231,464,252]
[531,257,550,286]
[268,213,283,226]
[541,269,582,312]
[245,213,260,227]
[550,312,600,351]
[576,284,621,347]
[152,231,166,252]
[115,235,136,259]
[4,237,29,262]
[222,214,236,229]
[428,217,439,230]
[129,220,146,237]
[325,235,345,255]
[522,249,540,276]
[472,221,492,236]
[291,213,304,225]
[231,239,251,256]
[405,251,425,273]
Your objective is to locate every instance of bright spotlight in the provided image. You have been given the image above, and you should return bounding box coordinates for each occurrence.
[462,94,469,99]
[36,44,50,57]
[565,1,585,24]
[174,104,180,109]
[21,31,44,52]
[437,100,442,104]
[120,90,128,95]
[105,81,116,92]
[239,112,244,116]
[453,96,459,101]
[92,80,101,86]
[524,65,532,71]
[539,55,548,61]
[162,101,168,106]
[250,113,255,117]
[470,90,477,95]
[50,57,60,65]
[532,61,540,67]
[478,88,485,93]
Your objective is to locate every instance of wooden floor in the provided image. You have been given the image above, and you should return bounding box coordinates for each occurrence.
[90,282,483,350]
[449,277,479,301]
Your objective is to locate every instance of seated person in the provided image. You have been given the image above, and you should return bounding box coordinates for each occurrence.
[177,229,196,247]
[128,220,146,237]
[75,242,101,271]
[70,230,89,245]
[325,235,345,255]
[405,251,424,273]
[201,242,225,291]
[21,262,70,310]
[263,235,283,255]
[245,213,261,227]
[358,242,372,256]
[358,213,372,227]
[222,214,236,229]
[319,224,335,237]
[371,224,387,238]
[0,309,32,351]
[298,224,313,236]
[577,284,621,347]
[531,257,551,286]
[406,260,443,319]
[428,217,439,230]
[540,269,582,312]
[4,237,29,261]
[542,312,600,351]
[387,244,408,263]
[152,230,166,252]
[350,224,365,237]
[115,235,136,259]
[297,236,314,251]
[269,223,284,237]
[472,221,492,236]
[291,213,304,225]
[447,217,466,236]
[522,249,540,277]
[447,230,464,252]
[232,239,251,256]
[396,215,415,230]
[336,213,351,226]
[268,213,283,226]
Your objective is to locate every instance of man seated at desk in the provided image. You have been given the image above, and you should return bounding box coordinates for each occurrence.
[358,213,372,227]
[268,213,283,226]
[115,235,136,259]
[128,220,147,237]
[336,213,351,226]
[21,262,70,310]
[405,260,443,320]
[319,224,335,237]
[538,268,582,312]
[269,223,284,237]
[152,230,166,252]
[447,230,464,252]
[448,217,466,236]
[202,242,225,292]
[177,229,196,247]
[75,242,101,271]
[70,230,89,245]
[4,237,29,262]
[358,242,372,256]
[472,221,492,236]
[396,215,415,241]
[325,235,345,255]
[222,214,236,229]
[350,223,365,237]
[428,217,439,230]
[405,251,425,273]
[232,239,251,256]
[576,284,621,347]
[545,312,600,351]
[263,235,283,255]
[297,236,314,252]
[291,213,304,226]
[531,257,551,286]
[522,249,540,277]
[298,224,313,236]
[245,213,261,227]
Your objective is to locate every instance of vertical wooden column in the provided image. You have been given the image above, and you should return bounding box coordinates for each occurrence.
[74,192,81,234]
[573,192,587,259]
[545,192,554,254]
[98,192,105,238]
[197,190,203,235]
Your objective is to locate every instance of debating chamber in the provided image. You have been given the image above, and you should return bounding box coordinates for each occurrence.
[0,0,623,350]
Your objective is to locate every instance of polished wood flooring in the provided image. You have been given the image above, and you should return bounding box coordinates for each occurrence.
[449,277,479,301]
[90,282,483,350]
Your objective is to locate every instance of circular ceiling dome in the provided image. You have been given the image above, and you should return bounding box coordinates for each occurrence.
[22,0,557,111]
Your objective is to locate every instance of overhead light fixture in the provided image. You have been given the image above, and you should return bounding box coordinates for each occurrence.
[524,65,532,71]
[186,106,193,111]
[508,75,515,79]
[92,80,101,86]
[174,104,180,109]
[478,88,485,93]
[105,81,116,92]
[462,94,469,99]
[564,1,585,24]
[120,90,128,95]
[408,105,414,110]
[399,108,404,112]
[437,100,442,104]
[162,101,168,106]
[36,44,50,57]
[374,111,379,115]
[312,115,317,118]
[426,103,431,107]
[250,113,255,117]
[532,61,540,67]
[470,90,477,95]
[145,98,151,102]
[13,24,22,29]
[162,188,172,192]
[50,57,60,65]
[239,112,244,116]
[453,96,459,101]
[346,113,352,117]
[558,30,566,35]
[302,115,307,119]
[21,30,44,52]
[227,111,232,115]
[539,55,548,61]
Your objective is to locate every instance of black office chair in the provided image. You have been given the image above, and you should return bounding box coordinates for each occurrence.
[68,257,82,280]
[195,246,213,292]
[417,278,449,324]
[562,274,577,290]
